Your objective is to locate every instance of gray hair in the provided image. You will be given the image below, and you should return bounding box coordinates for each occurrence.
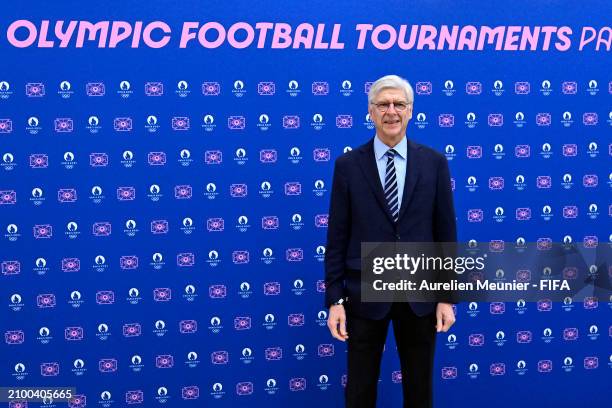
[367,75,414,105]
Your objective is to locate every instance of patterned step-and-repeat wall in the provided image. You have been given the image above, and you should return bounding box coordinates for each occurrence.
[1,1,610,407]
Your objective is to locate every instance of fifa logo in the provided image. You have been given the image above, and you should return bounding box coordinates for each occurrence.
[439,113,454,128]
[258,81,275,96]
[514,81,530,95]
[560,80,579,95]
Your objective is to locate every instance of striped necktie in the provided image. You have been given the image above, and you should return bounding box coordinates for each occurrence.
[384,149,399,222]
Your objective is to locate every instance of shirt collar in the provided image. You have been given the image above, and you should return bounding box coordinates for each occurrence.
[374,134,408,160]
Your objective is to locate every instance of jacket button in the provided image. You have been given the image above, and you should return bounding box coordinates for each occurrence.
[395,234,401,240]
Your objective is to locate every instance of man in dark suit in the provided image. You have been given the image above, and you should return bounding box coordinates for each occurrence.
[325,75,457,408]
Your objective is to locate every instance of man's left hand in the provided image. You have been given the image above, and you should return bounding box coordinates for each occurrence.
[435,302,455,332]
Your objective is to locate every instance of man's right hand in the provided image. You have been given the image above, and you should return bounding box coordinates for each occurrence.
[327,304,349,341]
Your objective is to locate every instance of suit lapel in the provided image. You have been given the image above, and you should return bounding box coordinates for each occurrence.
[357,139,395,225]
[397,140,421,222]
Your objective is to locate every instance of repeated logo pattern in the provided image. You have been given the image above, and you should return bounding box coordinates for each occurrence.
[1,78,610,407]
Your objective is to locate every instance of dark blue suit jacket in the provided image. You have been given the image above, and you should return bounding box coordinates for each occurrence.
[324,137,457,319]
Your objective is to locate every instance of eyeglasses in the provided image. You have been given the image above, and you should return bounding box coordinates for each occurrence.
[371,101,411,113]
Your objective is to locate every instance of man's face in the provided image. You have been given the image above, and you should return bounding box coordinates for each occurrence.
[368,88,413,143]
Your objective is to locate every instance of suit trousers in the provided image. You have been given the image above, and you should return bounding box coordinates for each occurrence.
[345,302,437,408]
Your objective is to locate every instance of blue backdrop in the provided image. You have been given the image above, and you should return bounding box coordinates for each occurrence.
[1,1,610,407]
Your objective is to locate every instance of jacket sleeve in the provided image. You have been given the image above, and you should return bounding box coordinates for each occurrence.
[433,155,457,244]
[433,155,458,303]
[324,157,351,308]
